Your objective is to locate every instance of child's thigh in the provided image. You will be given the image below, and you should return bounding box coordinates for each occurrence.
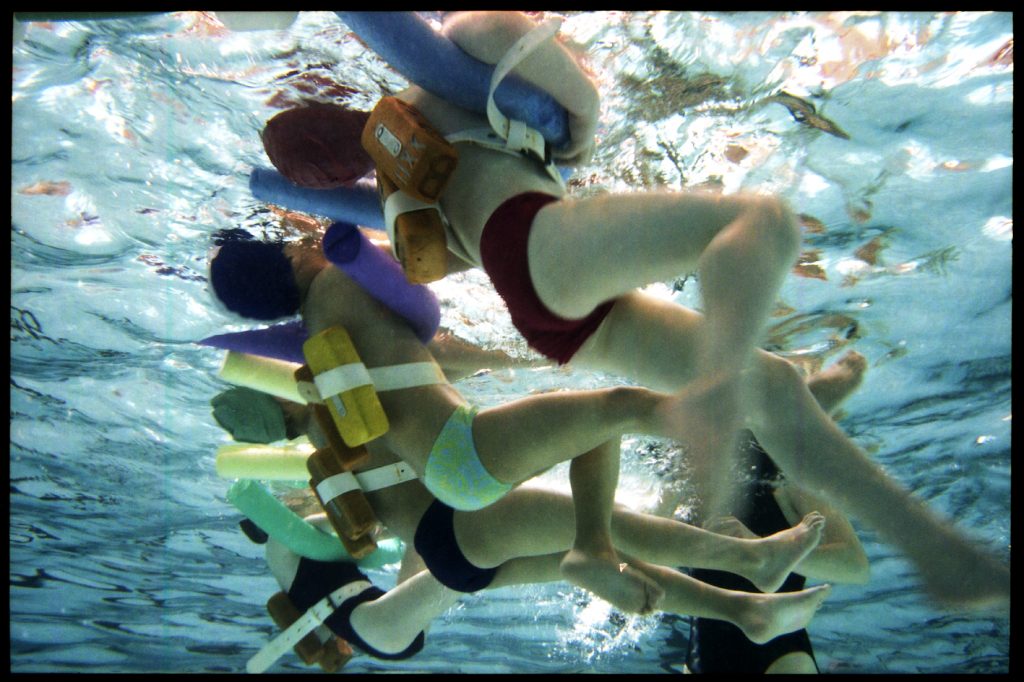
[528,191,754,318]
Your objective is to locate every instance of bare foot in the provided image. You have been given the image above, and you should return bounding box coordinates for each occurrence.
[654,372,744,517]
[561,548,665,615]
[744,512,826,593]
[737,584,832,644]
[806,350,867,414]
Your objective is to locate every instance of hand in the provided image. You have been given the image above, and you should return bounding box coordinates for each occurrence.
[553,112,597,166]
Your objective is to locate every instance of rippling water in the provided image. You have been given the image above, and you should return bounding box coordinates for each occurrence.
[11,11,1011,674]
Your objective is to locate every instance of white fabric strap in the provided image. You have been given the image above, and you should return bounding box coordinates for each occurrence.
[382,189,444,257]
[356,461,418,492]
[484,17,564,187]
[445,126,565,189]
[246,580,372,674]
[446,127,518,152]
[315,470,361,504]
[296,379,321,405]
[315,462,419,505]
[367,361,447,392]
[314,363,373,402]
[305,362,447,403]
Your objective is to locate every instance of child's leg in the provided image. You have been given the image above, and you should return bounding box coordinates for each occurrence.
[452,486,826,595]
[491,551,831,644]
[625,558,832,646]
[576,293,1008,608]
[527,191,799,331]
[559,442,665,614]
[348,569,460,656]
[470,386,664,485]
[529,192,800,515]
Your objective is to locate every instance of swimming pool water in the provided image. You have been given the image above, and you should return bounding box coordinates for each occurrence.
[11,11,1011,674]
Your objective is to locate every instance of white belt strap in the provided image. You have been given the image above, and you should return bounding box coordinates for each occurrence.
[246,580,372,674]
[314,363,373,401]
[369,362,447,392]
[382,190,446,256]
[311,361,447,402]
[481,17,565,188]
[315,462,418,505]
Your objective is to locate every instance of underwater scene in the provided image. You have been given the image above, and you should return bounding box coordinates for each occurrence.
[11,11,1011,674]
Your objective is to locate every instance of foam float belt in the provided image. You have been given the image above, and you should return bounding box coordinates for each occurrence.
[218,347,446,406]
[303,326,388,447]
[265,591,350,673]
[307,446,378,547]
[377,174,449,284]
[216,442,417,491]
[247,581,370,674]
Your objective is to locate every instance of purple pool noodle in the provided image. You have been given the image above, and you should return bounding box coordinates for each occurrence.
[198,320,308,365]
[199,226,440,363]
[322,221,441,344]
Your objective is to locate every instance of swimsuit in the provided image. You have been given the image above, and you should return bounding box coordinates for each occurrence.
[287,557,425,661]
[479,192,616,365]
[685,433,819,674]
[413,499,498,593]
[422,404,512,512]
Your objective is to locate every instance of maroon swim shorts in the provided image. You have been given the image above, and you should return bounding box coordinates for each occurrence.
[479,192,615,365]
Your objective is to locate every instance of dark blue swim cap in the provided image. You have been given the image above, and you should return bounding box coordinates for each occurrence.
[209,239,301,320]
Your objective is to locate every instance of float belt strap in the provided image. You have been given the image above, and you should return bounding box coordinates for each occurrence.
[382,189,443,249]
[314,363,373,400]
[314,361,447,399]
[485,17,564,186]
[246,580,371,674]
[316,462,418,504]
[369,362,447,392]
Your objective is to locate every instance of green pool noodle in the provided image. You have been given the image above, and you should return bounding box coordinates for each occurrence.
[226,479,404,568]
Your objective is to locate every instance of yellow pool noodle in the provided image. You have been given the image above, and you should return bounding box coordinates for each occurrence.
[215,441,314,481]
[218,351,306,404]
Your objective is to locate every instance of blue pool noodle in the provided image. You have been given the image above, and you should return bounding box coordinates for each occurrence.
[250,167,385,229]
[250,163,570,232]
[336,11,571,150]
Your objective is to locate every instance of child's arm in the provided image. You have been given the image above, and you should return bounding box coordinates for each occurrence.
[427,331,546,383]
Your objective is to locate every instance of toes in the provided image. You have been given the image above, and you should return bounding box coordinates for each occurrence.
[803,511,826,528]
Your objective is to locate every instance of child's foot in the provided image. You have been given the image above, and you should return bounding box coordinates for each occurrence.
[744,512,826,593]
[736,583,832,644]
[561,548,665,615]
[806,350,867,414]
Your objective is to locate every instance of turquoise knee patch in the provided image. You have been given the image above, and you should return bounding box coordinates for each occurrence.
[423,405,512,511]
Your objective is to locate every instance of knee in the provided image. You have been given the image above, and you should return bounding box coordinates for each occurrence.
[745,196,800,263]
[744,350,805,426]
